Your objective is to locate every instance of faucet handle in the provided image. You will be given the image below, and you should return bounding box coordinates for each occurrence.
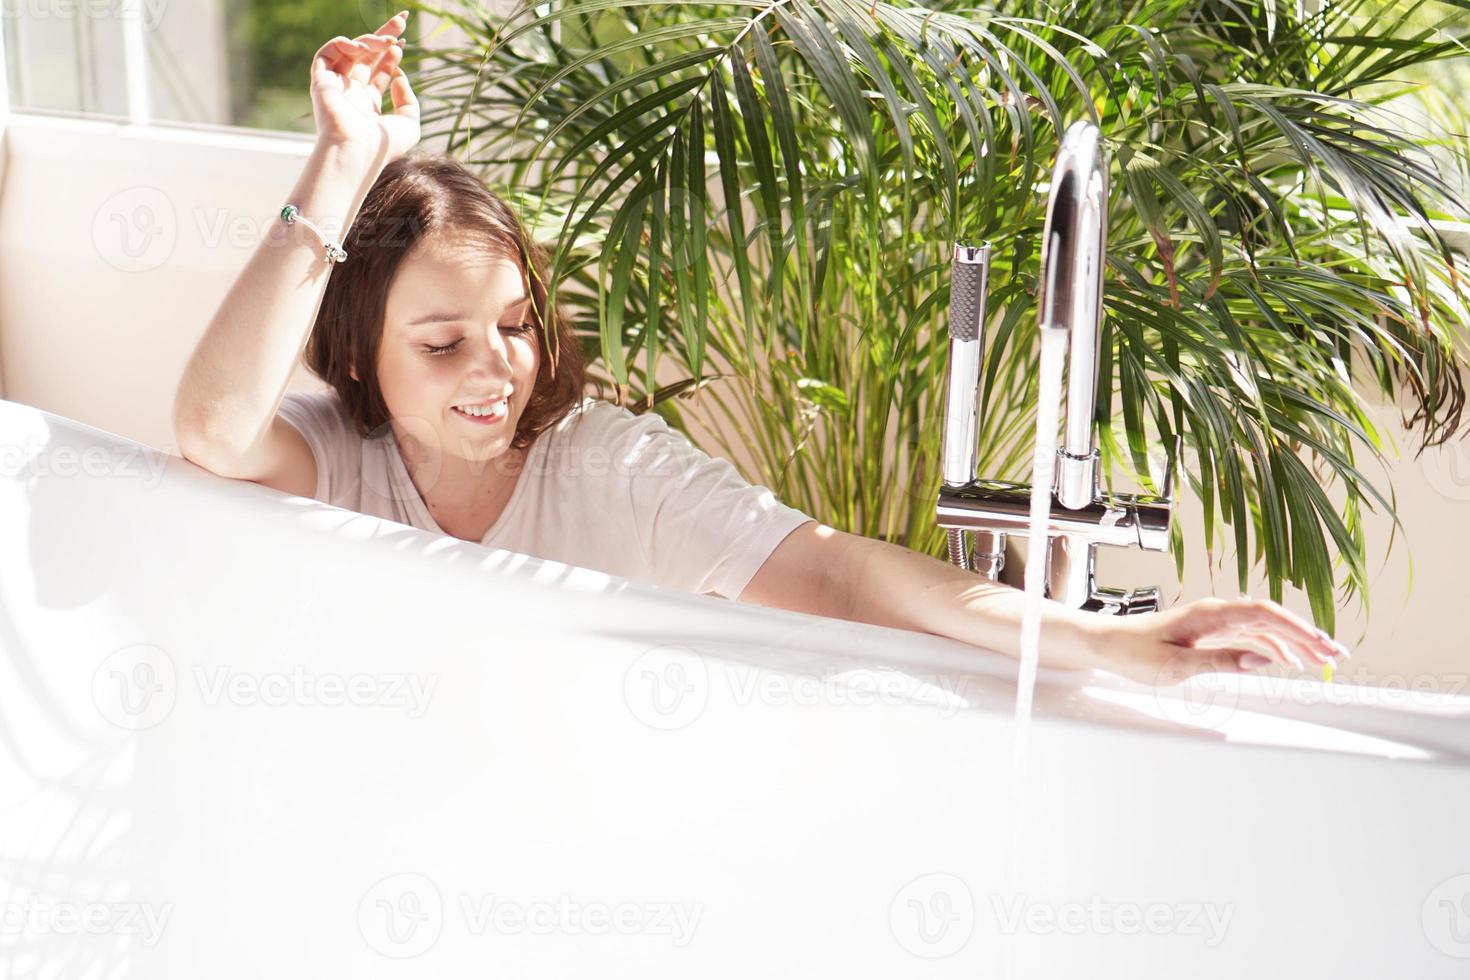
[1122,435,1180,554]
[1085,585,1162,615]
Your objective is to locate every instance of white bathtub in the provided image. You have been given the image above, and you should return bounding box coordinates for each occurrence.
[2,396,1468,978]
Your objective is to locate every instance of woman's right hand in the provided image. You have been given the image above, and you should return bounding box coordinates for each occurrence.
[1087,595,1349,685]
[309,11,420,164]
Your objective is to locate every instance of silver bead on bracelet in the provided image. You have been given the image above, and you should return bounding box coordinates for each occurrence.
[280,204,348,263]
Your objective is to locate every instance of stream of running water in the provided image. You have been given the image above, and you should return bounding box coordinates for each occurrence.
[1000,320,1068,979]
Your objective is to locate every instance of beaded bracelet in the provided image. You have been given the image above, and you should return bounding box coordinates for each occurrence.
[280,204,348,263]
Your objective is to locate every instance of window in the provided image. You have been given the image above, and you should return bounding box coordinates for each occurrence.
[2,0,407,133]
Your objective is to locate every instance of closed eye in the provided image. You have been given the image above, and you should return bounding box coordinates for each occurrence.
[423,322,535,356]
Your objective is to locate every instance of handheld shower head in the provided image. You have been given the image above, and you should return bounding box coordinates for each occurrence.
[941,241,992,488]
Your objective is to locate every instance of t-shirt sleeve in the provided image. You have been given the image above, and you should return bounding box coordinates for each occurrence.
[612,407,815,599]
[275,389,355,503]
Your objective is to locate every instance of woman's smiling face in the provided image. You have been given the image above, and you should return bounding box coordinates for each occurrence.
[363,233,542,469]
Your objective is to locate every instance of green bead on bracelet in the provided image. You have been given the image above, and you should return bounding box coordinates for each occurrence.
[279,203,348,263]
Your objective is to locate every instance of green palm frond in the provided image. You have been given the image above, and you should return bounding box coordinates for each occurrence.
[408,0,1470,631]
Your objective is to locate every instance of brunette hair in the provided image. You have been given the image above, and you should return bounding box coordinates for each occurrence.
[304,152,586,451]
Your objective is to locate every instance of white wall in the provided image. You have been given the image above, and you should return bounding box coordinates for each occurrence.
[0,115,327,437]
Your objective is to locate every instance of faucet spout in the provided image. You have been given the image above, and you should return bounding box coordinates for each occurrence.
[1036,120,1109,511]
[934,119,1172,613]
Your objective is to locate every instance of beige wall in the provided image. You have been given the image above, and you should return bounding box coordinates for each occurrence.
[0,115,329,431]
[1102,390,1469,693]
[0,112,1464,689]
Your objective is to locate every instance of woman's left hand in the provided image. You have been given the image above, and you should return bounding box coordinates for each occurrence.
[1088,596,1350,686]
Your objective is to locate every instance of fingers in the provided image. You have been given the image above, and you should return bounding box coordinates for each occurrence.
[388,66,420,118]
[376,9,410,37]
[356,33,406,46]
[312,34,399,90]
[360,9,410,80]
[317,9,408,85]
[314,35,366,61]
[370,43,404,99]
[1198,623,1308,670]
[312,36,369,79]
[1239,607,1341,667]
[1243,597,1344,659]
[348,36,400,86]
[311,53,339,91]
[1179,597,1343,667]
[1235,629,1304,671]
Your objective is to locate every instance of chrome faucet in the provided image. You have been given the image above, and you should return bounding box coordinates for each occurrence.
[936,120,1177,615]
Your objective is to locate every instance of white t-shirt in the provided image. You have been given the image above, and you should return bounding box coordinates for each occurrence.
[276,389,814,599]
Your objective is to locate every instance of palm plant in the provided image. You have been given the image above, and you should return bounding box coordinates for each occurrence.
[404,0,1470,631]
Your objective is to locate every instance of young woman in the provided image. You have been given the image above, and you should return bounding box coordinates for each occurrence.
[173,11,1349,687]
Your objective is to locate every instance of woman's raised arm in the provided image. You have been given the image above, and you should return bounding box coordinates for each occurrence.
[173,12,418,473]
